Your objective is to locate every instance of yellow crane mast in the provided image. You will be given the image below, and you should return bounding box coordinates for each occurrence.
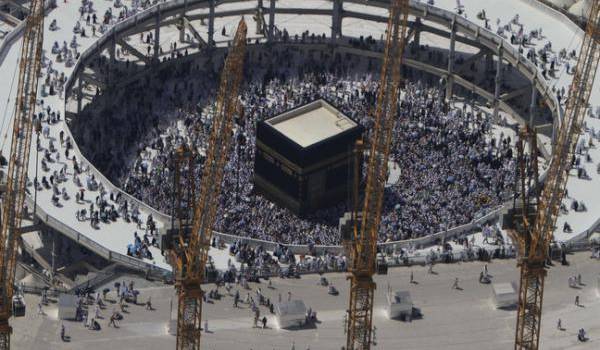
[0,0,44,348]
[510,2,600,349]
[346,1,409,349]
[173,18,247,350]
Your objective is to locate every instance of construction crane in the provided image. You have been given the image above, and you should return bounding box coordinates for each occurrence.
[508,2,600,349]
[171,18,247,350]
[0,0,44,348]
[345,1,409,349]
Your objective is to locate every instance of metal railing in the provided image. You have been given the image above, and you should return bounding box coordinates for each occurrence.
[211,204,505,256]
[227,243,517,279]
[24,196,171,278]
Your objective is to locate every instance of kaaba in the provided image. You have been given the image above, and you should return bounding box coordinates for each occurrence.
[254,99,364,216]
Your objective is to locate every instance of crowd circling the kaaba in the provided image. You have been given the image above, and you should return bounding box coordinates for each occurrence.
[6,0,600,345]
[72,48,516,246]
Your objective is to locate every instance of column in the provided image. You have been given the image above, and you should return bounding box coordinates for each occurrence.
[154,6,161,61]
[268,0,275,41]
[110,33,116,63]
[179,15,185,43]
[413,17,421,51]
[552,110,564,147]
[179,0,188,44]
[529,78,537,127]
[77,77,83,114]
[485,52,494,73]
[446,18,456,100]
[494,44,503,119]
[108,32,116,84]
[256,0,264,36]
[414,29,421,48]
[551,110,558,146]
[332,0,343,41]
[208,0,215,47]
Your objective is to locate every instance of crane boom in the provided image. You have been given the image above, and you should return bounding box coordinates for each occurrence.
[512,2,600,349]
[175,18,247,350]
[0,0,44,347]
[532,2,600,259]
[346,1,409,349]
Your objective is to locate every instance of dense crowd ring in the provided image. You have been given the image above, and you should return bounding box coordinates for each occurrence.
[71,48,516,245]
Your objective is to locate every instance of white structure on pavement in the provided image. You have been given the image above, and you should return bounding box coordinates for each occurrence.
[58,293,78,320]
[385,289,413,320]
[492,282,518,309]
[274,299,307,328]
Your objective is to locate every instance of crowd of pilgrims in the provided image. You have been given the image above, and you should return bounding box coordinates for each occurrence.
[8,0,592,278]
[6,0,595,285]
[71,46,516,246]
